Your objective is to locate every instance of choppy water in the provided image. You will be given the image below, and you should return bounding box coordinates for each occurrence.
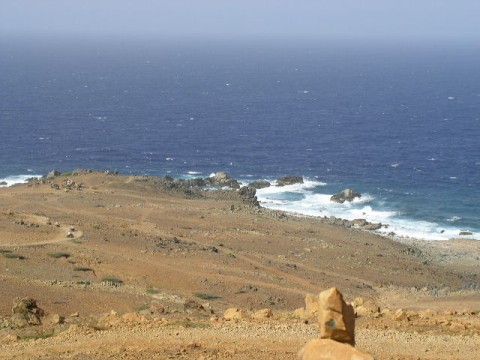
[1,37,479,240]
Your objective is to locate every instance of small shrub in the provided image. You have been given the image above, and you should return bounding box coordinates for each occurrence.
[73,266,93,272]
[194,292,221,301]
[21,332,53,340]
[146,288,160,294]
[0,249,12,254]
[48,252,70,259]
[4,253,25,259]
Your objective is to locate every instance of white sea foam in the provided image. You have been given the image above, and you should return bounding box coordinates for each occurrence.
[255,181,476,241]
[187,171,202,175]
[0,175,41,187]
[446,216,462,222]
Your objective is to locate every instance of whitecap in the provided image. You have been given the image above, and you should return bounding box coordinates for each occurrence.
[165,158,174,161]
[446,216,462,222]
[187,171,202,175]
[391,163,400,168]
[0,174,41,187]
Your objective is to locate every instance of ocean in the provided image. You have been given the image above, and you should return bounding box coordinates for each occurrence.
[0,36,479,240]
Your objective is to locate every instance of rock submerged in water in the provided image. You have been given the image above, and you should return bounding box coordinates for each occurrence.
[276,176,304,186]
[330,189,361,203]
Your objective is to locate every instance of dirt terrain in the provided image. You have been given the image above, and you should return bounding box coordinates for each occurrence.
[1,171,479,359]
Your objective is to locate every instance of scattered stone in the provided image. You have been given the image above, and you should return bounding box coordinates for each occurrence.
[330,189,361,204]
[67,231,74,238]
[46,313,64,325]
[251,308,273,319]
[121,312,147,324]
[2,334,19,344]
[318,288,355,345]
[276,176,304,186]
[150,302,165,314]
[70,312,79,317]
[223,308,242,321]
[298,339,374,360]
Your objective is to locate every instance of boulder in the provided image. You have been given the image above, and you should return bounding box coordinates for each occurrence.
[305,293,319,316]
[46,170,61,179]
[298,339,373,360]
[353,219,367,227]
[459,231,473,236]
[394,309,408,321]
[361,223,382,231]
[223,308,242,321]
[0,181,7,186]
[330,189,361,204]
[352,298,380,317]
[11,298,44,327]
[252,308,273,319]
[276,176,304,186]
[318,288,355,345]
[248,180,271,189]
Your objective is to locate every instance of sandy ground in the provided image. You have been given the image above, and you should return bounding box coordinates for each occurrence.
[0,172,479,359]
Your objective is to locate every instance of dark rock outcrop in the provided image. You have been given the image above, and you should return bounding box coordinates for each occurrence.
[205,172,240,189]
[248,180,271,189]
[276,176,304,186]
[11,297,45,327]
[330,189,361,204]
[46,170,61,179]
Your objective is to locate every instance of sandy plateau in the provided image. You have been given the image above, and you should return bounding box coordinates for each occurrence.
[0,171,479,359]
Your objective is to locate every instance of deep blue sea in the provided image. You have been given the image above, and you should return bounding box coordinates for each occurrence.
[1,37,479,240]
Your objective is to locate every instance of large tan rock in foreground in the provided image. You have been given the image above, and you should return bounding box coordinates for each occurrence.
[318,288,355,345]
[298,339,374,360]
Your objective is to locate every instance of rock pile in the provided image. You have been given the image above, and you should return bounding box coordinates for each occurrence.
[298,288,373,360]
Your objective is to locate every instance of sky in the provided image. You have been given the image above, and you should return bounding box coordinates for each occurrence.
[1,0,480,41]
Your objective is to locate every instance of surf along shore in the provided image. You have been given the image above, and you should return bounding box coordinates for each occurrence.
[0,170,479,359]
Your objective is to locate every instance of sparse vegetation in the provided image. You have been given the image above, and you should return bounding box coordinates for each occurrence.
[167,319,211,329]
[76,280,91,286]
[4,253,25,259]
[48,252,71,259]
[0,249,12,254]
[73,266,93,272]
[21,332,53,341]
[101,276,123,285]
[146,288,160,294]
[194,292,221,300]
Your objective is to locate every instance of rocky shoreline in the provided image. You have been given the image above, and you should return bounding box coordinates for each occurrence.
[1,168,479,359]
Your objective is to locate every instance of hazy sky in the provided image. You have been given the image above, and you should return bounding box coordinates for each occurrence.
[1,0,480,41]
